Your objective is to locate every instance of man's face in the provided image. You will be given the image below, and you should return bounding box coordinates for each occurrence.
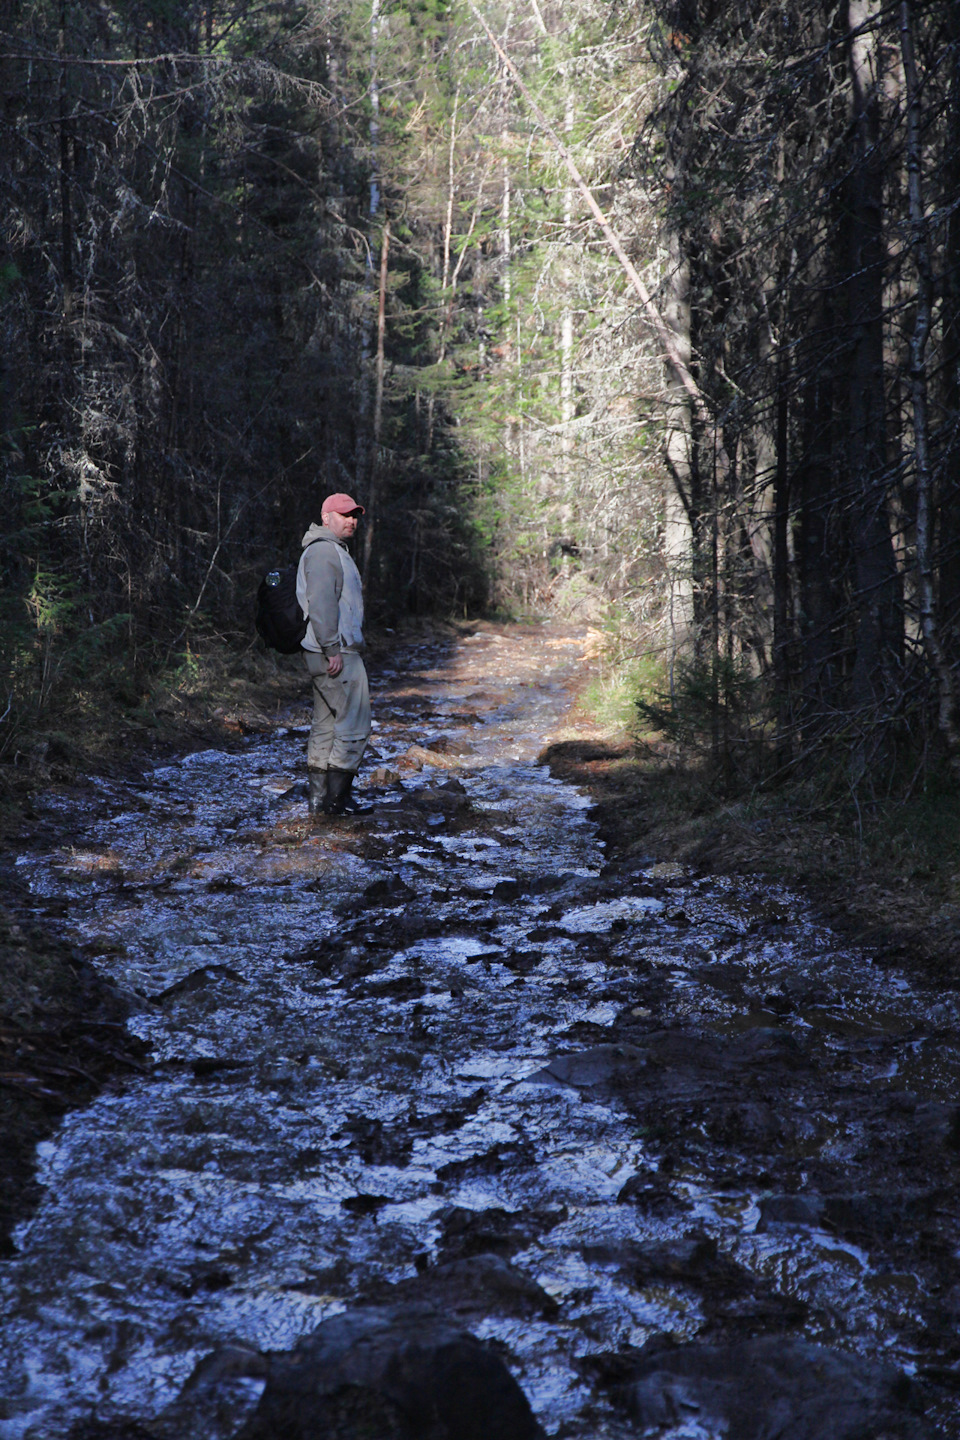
[322,508,360,540]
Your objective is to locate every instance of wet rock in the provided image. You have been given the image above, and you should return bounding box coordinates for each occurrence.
[588,1235,741,1290]
[525,874,574,895]
[367,767,403,786]
[154,1343,269,1439]
[435,1139,534,1183]
[437,1204,566,1261]
[190,1056,253,1081]
[422,735,473,755]
[537,739,620,767]
[412,779,470,811]
[399,915,449,947]
[616,1171,691,1217]
[363,976,427,1001]
[756,1194,825,1231]
[68,1420,160,1439]
[647,861,685,880]
[706,1100,783,1147]
[341,1193,391,1217]
[501,951,544,975]
[156,964,246,1001]
[461,947,504,965]
[374,1254,558,1321]
[237,1305,544,1440]
[402,745,464,772]
[821,1189,941,1241]
[287,937,383,981]
[527,1043,645,1089]
[336,1115,414,1167]
[916,1100,960,1150]
[610,1336,931,1439]
[362,875,416,903]
[582,1235,808,1336]
[599,860,657,881]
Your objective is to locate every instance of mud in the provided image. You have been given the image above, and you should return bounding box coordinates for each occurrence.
[0,623,957,1438]
[0,907,147,1254]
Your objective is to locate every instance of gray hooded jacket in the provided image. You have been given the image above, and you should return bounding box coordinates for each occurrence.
[296,524,364,656]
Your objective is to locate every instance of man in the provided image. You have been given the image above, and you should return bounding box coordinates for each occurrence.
[296,493,372,816]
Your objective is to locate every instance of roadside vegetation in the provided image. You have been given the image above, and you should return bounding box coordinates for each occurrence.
[548,640,960,985]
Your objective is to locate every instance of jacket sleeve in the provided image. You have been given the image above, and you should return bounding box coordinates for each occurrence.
[303,544,343,655]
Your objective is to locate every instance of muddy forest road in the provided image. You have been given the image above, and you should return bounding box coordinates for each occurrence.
[2,623,959,1440]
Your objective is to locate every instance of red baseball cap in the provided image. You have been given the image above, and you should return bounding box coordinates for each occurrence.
[321,492,365,515]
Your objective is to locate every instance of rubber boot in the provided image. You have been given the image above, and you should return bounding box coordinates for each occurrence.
[307,768,328,817]
[323,768,372,816]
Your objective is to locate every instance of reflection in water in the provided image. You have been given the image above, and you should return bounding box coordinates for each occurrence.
[1,627,957,1438]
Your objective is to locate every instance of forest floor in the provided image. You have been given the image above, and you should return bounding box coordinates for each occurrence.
[540,719,960,992]
[538,671,960,990]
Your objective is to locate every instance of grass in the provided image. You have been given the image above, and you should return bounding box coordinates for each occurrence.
[581,650,666,736]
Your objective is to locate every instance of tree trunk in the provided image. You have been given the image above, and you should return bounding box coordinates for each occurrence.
[363,220,390,580]
[773,349,791,767]
[899,0,960,762]
[355,0,382,500]
[845,0,901,729]
[58,0,74,322]
[662,223,695,687]
[937,0,960,657]
[797,347,840,733]
[560,95,575,476]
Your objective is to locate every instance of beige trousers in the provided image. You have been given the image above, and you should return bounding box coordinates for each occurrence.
[303,650,371,773]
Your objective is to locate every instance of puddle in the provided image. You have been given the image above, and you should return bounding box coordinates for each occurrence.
[1,625,958,1438]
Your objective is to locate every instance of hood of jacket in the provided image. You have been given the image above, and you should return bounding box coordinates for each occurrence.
[301,522,344,549]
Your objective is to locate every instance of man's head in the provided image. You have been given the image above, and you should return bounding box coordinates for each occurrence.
[321,492,365,541]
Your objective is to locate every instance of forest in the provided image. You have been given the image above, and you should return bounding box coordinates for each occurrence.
[2,0,959,810]
[5,7,960,1433]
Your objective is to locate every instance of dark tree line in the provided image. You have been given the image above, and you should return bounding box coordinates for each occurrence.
[640,0,960,793]
[0,0,488,742]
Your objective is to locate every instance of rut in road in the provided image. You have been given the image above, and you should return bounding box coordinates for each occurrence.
[1,623,957,1440]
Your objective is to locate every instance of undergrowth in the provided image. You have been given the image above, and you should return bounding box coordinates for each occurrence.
[574,643,960,925]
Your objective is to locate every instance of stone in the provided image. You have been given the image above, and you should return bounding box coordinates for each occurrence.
[616,1171,690,1217]
[367,767,403,786]
[756,1194,825,1231]
[615,1337,931,1440]
[371,1253,558,1321]
[402,745,462,771]
[237,1304,544,1440]
[526,1043,645,1089]
[362,874,416,902]
[421,735,473,755]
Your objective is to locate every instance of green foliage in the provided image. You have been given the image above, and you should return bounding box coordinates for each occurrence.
[584,652,667,734]
[637,654,767,784]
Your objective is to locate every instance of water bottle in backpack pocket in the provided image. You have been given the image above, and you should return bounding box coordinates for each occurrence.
[255,563,308,653]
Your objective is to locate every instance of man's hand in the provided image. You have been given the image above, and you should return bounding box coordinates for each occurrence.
[326,653,344,677]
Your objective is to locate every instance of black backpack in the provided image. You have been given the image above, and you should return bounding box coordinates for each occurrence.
[255,540,321,654]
